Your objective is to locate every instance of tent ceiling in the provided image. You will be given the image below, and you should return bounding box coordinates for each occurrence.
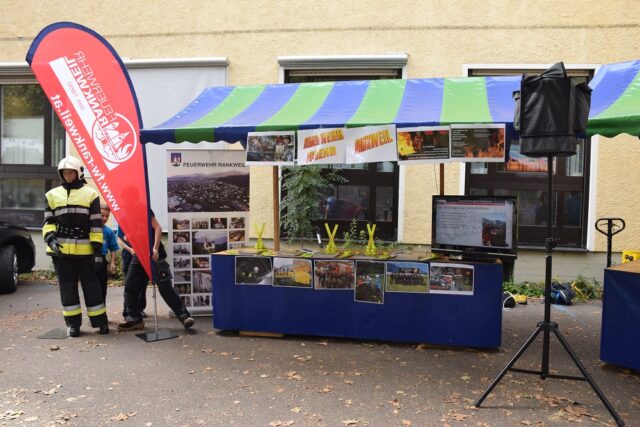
[140,59,640,146]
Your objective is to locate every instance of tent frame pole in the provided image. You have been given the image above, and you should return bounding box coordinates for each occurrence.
[272,166,280,251]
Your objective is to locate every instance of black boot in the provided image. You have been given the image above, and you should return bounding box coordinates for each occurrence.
[99,325,110,335]
[67,326,80,337]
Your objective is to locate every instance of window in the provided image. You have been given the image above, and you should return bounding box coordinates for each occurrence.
[0,78,65,228]
[280,59,404,241]
[465,67,593,248]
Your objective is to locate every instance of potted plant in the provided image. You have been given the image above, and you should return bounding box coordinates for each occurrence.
[280,165,345,247]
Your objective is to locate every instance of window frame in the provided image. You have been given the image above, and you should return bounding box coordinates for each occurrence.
[0,64,64,229]
[462,64,597,249]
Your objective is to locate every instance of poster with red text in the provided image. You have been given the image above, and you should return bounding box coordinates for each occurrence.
[345,125,398,164]
[296,127,346,165]
[26,22,152,278]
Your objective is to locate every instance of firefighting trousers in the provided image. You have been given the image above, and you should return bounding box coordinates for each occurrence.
[53,256,108,328]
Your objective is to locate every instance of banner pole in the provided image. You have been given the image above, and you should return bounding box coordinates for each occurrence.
[439,164,445,195]
[272,166,280,251]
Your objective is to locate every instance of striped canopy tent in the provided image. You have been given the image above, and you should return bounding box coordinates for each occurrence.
[140,59,640,146]
[141,76,521,146]
[587,59,640,138]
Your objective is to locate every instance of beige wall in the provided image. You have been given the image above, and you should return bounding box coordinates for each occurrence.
[2,0,640,253]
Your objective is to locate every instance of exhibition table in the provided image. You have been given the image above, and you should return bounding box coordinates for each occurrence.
[211,254,503,347]
[600,260,640,370]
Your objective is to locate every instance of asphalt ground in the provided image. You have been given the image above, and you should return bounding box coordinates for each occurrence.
[0,281,638,427]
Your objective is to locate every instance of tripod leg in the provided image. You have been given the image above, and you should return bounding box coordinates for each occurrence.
[475,325,544,407]
[552,328,625,427]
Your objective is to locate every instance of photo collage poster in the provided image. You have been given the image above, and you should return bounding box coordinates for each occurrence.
[233,257,475,302]
[167,149,250,312]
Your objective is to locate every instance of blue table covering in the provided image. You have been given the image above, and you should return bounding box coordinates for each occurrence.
[211,255,503,347]
[600,260,640,370]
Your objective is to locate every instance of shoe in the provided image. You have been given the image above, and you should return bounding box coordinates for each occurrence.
[117,320,144,331]
[180,316,195,330]
[99,325,110,335]
[67,326,80,337]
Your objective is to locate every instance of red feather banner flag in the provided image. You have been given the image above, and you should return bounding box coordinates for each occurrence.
[26,22,153,278]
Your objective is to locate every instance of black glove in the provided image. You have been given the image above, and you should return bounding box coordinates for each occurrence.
[45,233,62,255]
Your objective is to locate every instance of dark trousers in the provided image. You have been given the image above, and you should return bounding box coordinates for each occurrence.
[123,256,189,322]
[96,256,108,301]
[53,256,108,328]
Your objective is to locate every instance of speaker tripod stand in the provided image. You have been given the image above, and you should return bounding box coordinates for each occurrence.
[474,156,624,427]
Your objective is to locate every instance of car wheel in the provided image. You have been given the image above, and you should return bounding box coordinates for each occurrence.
[0,245,18,294]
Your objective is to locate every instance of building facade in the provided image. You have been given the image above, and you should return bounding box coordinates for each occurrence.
[1,0,639,281]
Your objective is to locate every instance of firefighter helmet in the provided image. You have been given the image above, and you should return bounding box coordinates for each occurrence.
[57,156,85,182]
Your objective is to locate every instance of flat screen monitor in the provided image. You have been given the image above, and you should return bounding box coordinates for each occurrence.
[431,195,518,259]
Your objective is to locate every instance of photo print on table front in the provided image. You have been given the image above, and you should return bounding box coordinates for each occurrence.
[385,261,430,294]
[273,257,313,288]
[429,263,474,295]
[355,260,386,304]
[313,260,355,290]
[235,256,273,285]
[192,230,227,255]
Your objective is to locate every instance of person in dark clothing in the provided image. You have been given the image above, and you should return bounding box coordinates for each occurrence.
[117,211,194,331]
[116,226,147,317]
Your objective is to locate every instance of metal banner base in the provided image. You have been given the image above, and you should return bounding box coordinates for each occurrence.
[136,281,178,343]
[37,327,69,339]
[136,330,178,342]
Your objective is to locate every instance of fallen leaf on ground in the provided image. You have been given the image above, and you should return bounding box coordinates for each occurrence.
[286,371,302,381]
[111,412,137,421]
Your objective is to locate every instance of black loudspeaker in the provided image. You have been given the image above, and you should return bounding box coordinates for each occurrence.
[513,62,592,157]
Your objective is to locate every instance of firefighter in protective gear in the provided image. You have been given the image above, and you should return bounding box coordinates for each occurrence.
[43,156,109,337]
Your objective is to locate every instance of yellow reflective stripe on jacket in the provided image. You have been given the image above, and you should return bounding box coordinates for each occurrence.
[47,240,94,256]
[43,223,56,237]
[43,185,102,255]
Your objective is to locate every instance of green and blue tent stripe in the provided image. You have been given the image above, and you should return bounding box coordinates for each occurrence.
[140,59,640,146]
[588,59,640,137]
